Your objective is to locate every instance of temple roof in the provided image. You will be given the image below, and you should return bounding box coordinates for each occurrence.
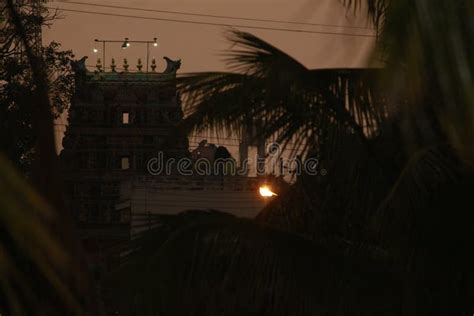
[85,71,176,82]
[72,55,181,82]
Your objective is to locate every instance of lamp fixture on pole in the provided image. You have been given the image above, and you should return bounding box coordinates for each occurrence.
[121,37,130,49]
[93,37,159,72]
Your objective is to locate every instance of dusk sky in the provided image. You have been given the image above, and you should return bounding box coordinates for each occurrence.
[45,0,375,73]
[47,0,376,160]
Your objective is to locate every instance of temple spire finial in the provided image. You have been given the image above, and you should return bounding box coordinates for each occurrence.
[137,58,143,72]
[96,58,103,72]
[110,58,116,72]
[123,58,129,72]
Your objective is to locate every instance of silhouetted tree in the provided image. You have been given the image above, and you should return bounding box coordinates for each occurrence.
[1,1,74,175]
[0,42,74,174]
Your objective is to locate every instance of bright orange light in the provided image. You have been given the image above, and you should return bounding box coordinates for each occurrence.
[259,186,277,197]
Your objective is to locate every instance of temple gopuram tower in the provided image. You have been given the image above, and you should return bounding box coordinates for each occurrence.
[60,57,188,241]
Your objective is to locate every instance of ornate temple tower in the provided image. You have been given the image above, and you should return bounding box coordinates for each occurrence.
[60,57,188,239]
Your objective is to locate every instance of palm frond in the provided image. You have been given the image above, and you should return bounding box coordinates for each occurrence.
[257,118,403,243]
[386,0,474,161]
[178,72,263,137]
[344,0,474,162]
[178,30,388,159]
[372,145,474,314]
[107,210,401,316]
[375,145,474,265]
[0,154,85,315]
[223,30,308,77]
[341,0,389,30]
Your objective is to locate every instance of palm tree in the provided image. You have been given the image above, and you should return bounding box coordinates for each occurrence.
[178,30,396,240]
[108,1,474,315]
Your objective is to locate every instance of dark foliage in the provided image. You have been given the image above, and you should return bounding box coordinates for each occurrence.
[0,42,74,174]
[0,1,101,315]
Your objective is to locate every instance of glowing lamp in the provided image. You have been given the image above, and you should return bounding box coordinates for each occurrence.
[259,186,277,197]
[122,38,130,49]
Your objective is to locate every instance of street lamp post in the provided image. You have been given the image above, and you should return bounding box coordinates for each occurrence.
[93,37,158,72]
